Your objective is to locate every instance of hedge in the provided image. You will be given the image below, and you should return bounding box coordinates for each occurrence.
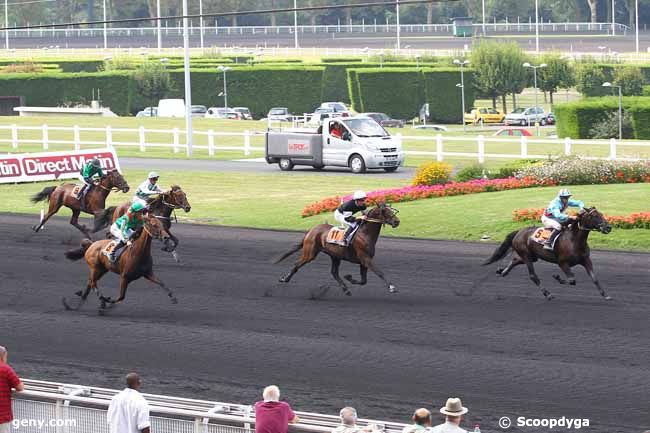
[629,102,650,139]
[422,68,476,123]
[352,68,425,119]
[347,69,362,112]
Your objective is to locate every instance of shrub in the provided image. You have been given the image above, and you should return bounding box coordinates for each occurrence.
[320,57,365,63]
[412,161,453,186]
[104,56,141,71]
[629,101,650,139]
[589,111,634,139]
[133,61,172,112]
[495,159,542,179]
[575,63,609,97]
[613,66,645,96]
[353,68,424,119]
[455,164,487,182]
[3,62,43,73]
[422,68,476,123]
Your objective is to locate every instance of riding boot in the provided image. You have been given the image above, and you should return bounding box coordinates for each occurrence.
[109,240,125,263]
[342,224,356,246]
[544,229,561,251]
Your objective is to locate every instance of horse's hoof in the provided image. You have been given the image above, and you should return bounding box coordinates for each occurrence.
[569,280,576,286]
[62,297,72,311]
[344,290,352,296]
[496,268,503,275]
[170,297,178,304]
[75,290,83,297]
[604,295,613,301]
[279,276,289,283]
[546,294,555,301]
[388,285,398,294]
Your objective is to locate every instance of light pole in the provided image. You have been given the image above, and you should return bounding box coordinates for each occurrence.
[218,65,231,108]
[396,0,401,50]
[523,62,547,114]
[534,0,540,53]
[611,0,616,36]
[293,0,298,49]
[415,54,421,68]
[603,82,622,140]
[102,0,107,50]
[4,0,8,50]
[481,0,486,35]
[182,0,193,156]
[156,0,162,52]
[635,0,639,54]
[199,0,204,51]
[454,59,469,132]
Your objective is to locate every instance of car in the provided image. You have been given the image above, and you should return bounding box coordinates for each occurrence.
[136,107,157,117]
[319,102,350,116]
[504,107,547,126]
[493,127,533,137]
[361,112,404,128]
[306,107,340,125]
[191,105,207,117]
[412,124,448,131]
[545,112,556,125]
[267,107,292,121]
[463,107,505,125]
[205,107,241,120]
[157,99,185,117]
[233,107,253,120]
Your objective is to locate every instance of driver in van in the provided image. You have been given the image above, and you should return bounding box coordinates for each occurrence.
[330,122,343,139]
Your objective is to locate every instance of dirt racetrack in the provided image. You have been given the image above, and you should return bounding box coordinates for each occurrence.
[1,213,649,432]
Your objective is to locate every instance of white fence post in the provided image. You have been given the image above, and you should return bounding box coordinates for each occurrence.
[564,136,572,156]
[11,124,18,149]
[42,124,49,150]
[244,130,251,156]
[520,135,528,158]
[477,135,485,163]
[609,138,617,159]
[73,125,80,150]
[173,128,180,154]
[435,134,443,162]
[105,126,113,148]
[139,126,146,152]
[208,129,215,157]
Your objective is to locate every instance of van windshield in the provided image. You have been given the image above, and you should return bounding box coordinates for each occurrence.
[342,118,388,137]
[270,108,287,115]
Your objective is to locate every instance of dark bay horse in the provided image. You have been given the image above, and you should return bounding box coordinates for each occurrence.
[93,185,191,252]
[274,203,400,296]
[62,215,177,312]
[31,170,130,237]
[483,207,613,300]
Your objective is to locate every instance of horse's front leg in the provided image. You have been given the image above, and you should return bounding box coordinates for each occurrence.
[70,209,91,238]
[581,257,612,300]
[330,257,351,296]
[163,233,179,252]
[526,261,554,300]
[145,273,178,304]
[553,262,576,285]
[100,276,129,308]
[362,258,397,294]
[344,265,368,285]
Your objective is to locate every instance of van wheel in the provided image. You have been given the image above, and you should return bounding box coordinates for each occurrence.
[279,158,294,171]
[349,155,366,174]
[384,167,398,173]
[313,164,324,171]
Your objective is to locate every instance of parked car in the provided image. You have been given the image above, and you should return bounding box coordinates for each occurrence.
[233,107,253,120]
[191,105,207,117]
[205,107,241,120]
[157,99,185,117]
[505,107,547,126]
[545,112,556,125]
[493,127,533,137]
[267,107,292,121]
[361,112,405,128]
[319,102,350,116]
[136,107,157,117]
[306,107,339,125]
[412,124,448,131]
[463,107,505,125]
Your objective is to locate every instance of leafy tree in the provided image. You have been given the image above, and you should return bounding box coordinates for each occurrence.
[133,61,172,114]
[613,66,645,96]
[500,43,528,111]
[537,52,576,105]
[589,111,633,139]
[575,63,608,97]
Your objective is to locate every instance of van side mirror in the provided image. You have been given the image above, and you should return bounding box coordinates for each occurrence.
[342,131,352,141]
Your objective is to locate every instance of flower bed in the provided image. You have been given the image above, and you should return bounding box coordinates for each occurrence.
[512,208,650,229]
[515,157,650,185]
[302,177,551,217]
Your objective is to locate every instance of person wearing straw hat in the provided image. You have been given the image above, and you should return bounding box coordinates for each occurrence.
[430,398,468,433]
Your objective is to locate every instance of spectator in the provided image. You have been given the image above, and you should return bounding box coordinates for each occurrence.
[0,346,23,433]
[332,407,379,433]
[430,398,468,433]
[255,385,299,433]
[107,373,151,433]
[402,408,432,433]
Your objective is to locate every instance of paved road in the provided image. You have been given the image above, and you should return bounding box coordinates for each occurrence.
[120,157,417,179]
[2,214,649,432]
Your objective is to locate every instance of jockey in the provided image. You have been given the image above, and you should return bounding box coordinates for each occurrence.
[78,158,104,200]
[108,201,147,262]
[541,188,584,250]
[334,190,368,246]
[134,172,165,207]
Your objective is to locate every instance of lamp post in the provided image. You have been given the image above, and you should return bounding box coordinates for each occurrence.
[182,0,193,156]
[415,54,421,68]
[4,0,8,49]
[481,0,486,35]
[396,0,401,50]
[293,0,298,49]
[454,59,469,132]
[199,0,204,51]
[156,0,161,52]
[523,62,547,116]
[603,82,622,140]
[635,0,639,54]
[611,0,616,35]
[102,0,107,50]
[218,65,231,108]
[534,0,540,53]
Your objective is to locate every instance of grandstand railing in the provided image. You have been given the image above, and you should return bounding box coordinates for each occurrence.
[13,379,406,433]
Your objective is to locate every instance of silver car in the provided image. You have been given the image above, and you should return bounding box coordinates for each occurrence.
[505,107,547,126]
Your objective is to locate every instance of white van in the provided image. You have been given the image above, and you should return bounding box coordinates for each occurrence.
[157,99,185,118]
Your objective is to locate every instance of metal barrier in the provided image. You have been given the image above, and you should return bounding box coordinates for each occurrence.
[12,379,407,433]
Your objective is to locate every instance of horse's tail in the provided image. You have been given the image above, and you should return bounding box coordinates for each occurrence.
[483,230,519,265]
[93,206,116,233]
[272,238,304,264]
[30,186,56,204]
[64,239,93,261]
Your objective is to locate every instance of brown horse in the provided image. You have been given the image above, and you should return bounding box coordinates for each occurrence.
[93,185,191,253]
[31,170,130,237]
[483,207,613,300]
[274,203,400,296]
[62,215,177,313]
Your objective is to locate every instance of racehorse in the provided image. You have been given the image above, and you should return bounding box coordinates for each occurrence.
[31,170,130,237]
[274,203,400,296]
[483,207,613,300]
[93,185,191,252]
[62,215,177,312]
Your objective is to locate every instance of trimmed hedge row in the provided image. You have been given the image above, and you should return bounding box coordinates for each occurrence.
[554,96,650,139]
[0,59,103,72]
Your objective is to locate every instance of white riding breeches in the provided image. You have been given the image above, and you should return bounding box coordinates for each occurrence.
[334,210,355,228]
[541,215,562,231]
[79,175,92,186]
[110,224,134,243]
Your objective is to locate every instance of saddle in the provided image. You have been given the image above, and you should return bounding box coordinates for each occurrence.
[72,184,82,197]
[531,227,558,248]
[102,241,127,261]
[326,227,346,244]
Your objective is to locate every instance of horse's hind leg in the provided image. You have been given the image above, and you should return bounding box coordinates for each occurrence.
[279,246,317,283]
[329,257,351,296]
[145,273,178,304]
[345,265,368,285]
[497,256,523,277]
[526,261,554,300]
[553,262,576,285]
[33,194,62,232]
[101,277,129,309]
[70,209,90,238]
[582,257,612,300]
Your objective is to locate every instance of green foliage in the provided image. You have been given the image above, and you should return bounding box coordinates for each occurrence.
[537,52,575,104]
[347,69,362,112]
[629,102,650,139]
[104,56,142,71]
[495,159,542,179]
[132,61,172,110]
[589,111,634,139]
[412,161,453,186]
[613,66,645,96]
[422,68,476,123]
[320,57,365,63]
[575,63,610,97]
[455,164,487,182]
[352,68,424,119]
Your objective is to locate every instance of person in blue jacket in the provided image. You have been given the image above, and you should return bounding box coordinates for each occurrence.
[541,188,584,250]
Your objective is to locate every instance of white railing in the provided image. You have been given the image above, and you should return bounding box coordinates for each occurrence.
[2,124,650,162]
[14,379,407,433]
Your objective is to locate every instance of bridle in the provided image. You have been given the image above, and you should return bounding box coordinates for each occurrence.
[96,172,127,192]
[363,206,399,225]
[576,208,607,232]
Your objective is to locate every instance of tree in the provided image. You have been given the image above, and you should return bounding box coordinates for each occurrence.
[133,61,172,113]
[537,52,576,105]
[614,66,645,96]
[500,43,528,112]
[575,63,607,96]
[586,0,598,23]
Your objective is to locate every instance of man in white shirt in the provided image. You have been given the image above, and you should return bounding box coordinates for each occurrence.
[107,373,151,433]
[331,407,380,433]
[430,398,468,433]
